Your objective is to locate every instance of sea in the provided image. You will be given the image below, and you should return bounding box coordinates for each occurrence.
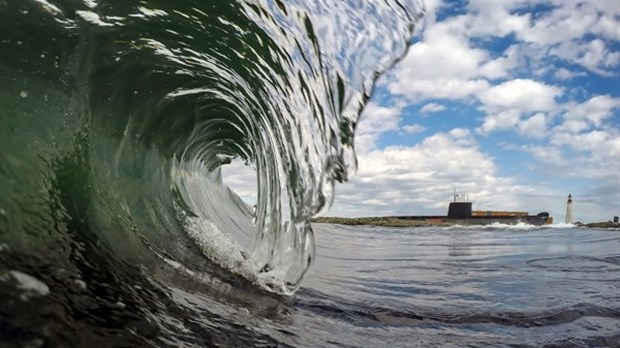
[1,1,619,347]
[2,224,619,347]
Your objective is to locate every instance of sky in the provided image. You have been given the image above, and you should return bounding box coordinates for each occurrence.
[225,0,620,223]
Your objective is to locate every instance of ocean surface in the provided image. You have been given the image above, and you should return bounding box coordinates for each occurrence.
[1,1,619,347]
[2,224,619,347]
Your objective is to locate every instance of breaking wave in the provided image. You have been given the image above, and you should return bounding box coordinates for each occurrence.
[0,0,423,294]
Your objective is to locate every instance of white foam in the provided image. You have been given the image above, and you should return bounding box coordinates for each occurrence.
[2,270,50,300]
[185,217,250,273]
[184,217,293,295]
[443,222,542,230]
[486,222,541,229]
[74,279,87,289]
[546,223,577,228]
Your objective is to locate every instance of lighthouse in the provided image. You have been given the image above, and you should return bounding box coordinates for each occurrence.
[565,194,574,224]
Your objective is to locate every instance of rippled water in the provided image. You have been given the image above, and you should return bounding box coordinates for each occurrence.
[2,225,619,347]
[302,225,620,348]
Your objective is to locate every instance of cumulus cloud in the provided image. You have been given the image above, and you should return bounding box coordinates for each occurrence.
[478,79,563,113]
[526,128,619,181]
[354,102,402,154]
[478,110,522,134]
[518,112,548,139]
[464,0,531,38]
[517,2,600,45]
[385,0,618,105]
[553,67,586,80]
[550,39,620,76]
[328,128,553,217]
[402,124,427,134]
[476,79,563,134]
[385,15,493,101]
[465,0,620,76]
[557,95,620,133]
[419,102,446,114]
[519,94,619,216]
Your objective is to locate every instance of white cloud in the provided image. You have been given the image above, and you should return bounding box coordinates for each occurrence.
[569,95,620,127]
[526,128,619,181]
[477,79,563,134]
[402,124,427,134]
[515,94,620,220]
[553,67,586,80]
[518,112,548,139]
[478,52,519,79]
[391,77,490,101]
[525,144,564,163]
[478,110,522,134]
[331,130,486,214]
[464,0,619,76]
[512,1,619,76]
[517,2,599,45]
[221,159,257,204]
[551,129,619,158]
[478,79,563,113]
[386,15,493,101]
[385,0,618,107]
[355,102,402,154]
[550,39,620,76]
[327,128,571,218]
[465,0,531,38]
[590,12,619,40]
[385,0,618,112]
[557,95,620,133]
[419,102,446,114]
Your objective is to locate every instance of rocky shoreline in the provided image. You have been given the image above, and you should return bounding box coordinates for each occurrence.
[312,216,452,227]
[578,222,620,229]
[312,216,620,229]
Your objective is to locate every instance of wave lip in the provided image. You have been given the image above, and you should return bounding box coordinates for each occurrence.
[165,0,425,293]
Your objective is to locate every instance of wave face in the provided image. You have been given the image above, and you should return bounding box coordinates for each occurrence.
[0,0,422,293]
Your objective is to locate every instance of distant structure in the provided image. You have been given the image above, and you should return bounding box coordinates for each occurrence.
[448,190,472,219]
[565,194,574,224]
[444,191,552,225]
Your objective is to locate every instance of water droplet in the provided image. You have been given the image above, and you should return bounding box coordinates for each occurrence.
[74,279,87,289]
[19,91,28,98]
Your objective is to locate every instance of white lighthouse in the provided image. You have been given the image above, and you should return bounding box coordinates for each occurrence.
[565,194,574,224]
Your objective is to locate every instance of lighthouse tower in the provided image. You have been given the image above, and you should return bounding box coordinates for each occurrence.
[565,194,574,224]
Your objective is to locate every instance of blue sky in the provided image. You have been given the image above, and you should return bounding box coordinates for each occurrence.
[225,0,619,223]
[326,0,619,223]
